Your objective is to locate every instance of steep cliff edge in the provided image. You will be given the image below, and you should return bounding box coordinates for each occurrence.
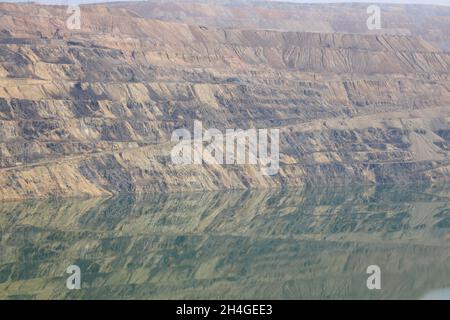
[0,3,449,201]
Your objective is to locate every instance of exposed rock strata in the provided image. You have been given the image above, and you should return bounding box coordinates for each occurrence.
[0,3,449,200]
[107,1,450,51]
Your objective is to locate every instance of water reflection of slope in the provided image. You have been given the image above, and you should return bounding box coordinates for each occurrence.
[1,185,450,299]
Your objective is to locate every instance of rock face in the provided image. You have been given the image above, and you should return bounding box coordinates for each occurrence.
[0,3,449,200]
[107,0,450,51]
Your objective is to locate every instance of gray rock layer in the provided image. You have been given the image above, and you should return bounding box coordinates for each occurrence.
[0,3,449,200]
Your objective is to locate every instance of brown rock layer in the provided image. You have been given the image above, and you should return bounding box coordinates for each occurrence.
[0,3,449,200]
[106,1,450,51]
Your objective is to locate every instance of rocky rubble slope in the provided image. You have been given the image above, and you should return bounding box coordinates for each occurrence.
[0,3,449,200]
[106,0,450,51]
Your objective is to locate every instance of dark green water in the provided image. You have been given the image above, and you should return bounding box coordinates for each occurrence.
[1,184,450,300]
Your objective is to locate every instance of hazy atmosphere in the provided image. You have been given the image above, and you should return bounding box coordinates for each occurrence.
[1,0,450,304]
[1,0,450,6]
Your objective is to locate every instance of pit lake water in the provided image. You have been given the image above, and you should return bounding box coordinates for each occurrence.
[1,184,450,299]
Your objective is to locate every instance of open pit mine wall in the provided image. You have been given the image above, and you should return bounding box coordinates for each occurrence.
[0,3,449,200]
